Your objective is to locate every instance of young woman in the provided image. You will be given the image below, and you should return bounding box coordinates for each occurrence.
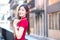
[13,4,30,40]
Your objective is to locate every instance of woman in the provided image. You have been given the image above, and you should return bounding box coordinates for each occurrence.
[13,4,30,40]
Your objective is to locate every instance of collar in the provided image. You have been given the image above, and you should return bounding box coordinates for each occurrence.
[21,16,27,20]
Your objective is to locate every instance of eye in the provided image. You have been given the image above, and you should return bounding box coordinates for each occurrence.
[18,9,21,11]
[22,9,24,11]
[19,8,24,11]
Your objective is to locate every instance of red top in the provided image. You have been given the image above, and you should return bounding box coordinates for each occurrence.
[15,17,28,40]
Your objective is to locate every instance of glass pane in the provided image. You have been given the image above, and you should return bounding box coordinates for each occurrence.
[30,14,34,34]
[57,13,59,30]
[49,14,51,29]
[48,0,59,5]
[52,13,54,29]
[59,13,60,30]
[36,16,38,34]
[55,13,57,30]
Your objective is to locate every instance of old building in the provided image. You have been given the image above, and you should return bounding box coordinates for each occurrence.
[47,0,60,40]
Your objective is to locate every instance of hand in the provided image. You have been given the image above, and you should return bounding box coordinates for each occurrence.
[13,19,20,28]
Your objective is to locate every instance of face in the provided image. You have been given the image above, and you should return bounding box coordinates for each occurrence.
[18,6,26,17]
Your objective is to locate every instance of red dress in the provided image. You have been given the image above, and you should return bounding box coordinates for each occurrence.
[15,17,28,40]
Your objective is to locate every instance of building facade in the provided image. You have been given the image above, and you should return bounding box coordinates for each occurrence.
[26,0,45,37]
[27,0,60,40]
[47,0,60,40]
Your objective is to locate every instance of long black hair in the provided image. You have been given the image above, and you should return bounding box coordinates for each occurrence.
[18,4,30,35]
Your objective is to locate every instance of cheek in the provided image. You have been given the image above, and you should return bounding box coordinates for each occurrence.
[18,11,20,14]
[18,11,22,15]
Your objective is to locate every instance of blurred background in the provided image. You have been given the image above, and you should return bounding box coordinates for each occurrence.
[0,0,60,40]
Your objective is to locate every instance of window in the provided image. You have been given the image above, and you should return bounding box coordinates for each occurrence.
[48,12,60,30]
[48,14,51,29]
[36,16,38,34]
[55,13,57,30]
[30,13,35,34]
[52,13,54,29]
[48,0,60,5]
[59,13,60,30]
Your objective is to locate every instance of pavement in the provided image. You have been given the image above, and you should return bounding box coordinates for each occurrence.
[26,35,37,40]
[26,35,56,40]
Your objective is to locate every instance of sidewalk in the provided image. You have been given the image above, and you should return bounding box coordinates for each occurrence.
[26,35,56,40]
[26,35,37,40]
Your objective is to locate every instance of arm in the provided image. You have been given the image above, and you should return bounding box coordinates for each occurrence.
[13,19,24,39]
[14,27,24,39]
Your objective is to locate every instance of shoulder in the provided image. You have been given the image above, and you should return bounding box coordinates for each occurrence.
[21,19,28,23]
[20,19,28,27]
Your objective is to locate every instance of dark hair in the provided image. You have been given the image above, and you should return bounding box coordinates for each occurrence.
[18,4,30,35]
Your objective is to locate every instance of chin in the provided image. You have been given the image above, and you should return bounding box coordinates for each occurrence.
[19,15,23,17]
